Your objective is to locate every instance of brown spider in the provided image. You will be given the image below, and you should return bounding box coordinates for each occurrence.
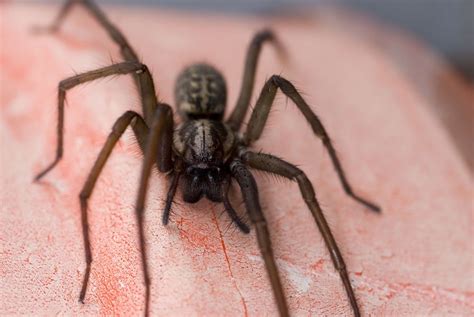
[35,1,381,316]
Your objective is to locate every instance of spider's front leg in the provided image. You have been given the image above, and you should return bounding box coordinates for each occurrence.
[78,110,148,303]
[240,150,361,317]
[34,61,156,181]
[230,160,289,317]
[244,75,381,212]
[77,103,173,316]
[134,104,174,316]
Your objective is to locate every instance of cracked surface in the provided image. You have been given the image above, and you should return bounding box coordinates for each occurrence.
[1,2,473,316]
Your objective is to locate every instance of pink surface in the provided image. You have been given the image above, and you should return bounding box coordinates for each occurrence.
[1,3,473,316]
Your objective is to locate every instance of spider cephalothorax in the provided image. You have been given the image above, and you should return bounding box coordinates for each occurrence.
[174,118,235,203]
[35,1,381,317]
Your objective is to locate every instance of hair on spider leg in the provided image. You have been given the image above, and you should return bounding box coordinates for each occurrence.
[248,160,290,185]
[222,215,245,236]
[216,199,251,236]
[126,131,144,157]
[216,207,227,221]
[148,195,185,227]
[164,204,184,225]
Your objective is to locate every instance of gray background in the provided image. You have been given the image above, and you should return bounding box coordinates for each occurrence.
[100,0,474,80]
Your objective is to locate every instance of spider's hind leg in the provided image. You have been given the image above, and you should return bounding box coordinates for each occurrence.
[244,75,381,213]
[34,0,139,62]
[35,0,158,122]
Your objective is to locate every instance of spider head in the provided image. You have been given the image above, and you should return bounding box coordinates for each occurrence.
[182,165,226,203]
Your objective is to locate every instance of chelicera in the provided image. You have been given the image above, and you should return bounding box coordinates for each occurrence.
[35,1,381,316]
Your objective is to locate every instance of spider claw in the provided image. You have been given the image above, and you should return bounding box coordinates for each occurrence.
[353,196,382,213]
[368,203,382,213]
[79,291,86,304]
[33,173,45,183]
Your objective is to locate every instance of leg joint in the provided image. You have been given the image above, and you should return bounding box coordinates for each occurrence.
[270,74,294,93]
[295,172,317,203]
[122,110,140,119]
[111,111,139,134]
[58,81,68,92]
[135,63,149,74]
[270,74,283,85]
[253,29,275,46]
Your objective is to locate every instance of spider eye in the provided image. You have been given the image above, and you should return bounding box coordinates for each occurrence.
[207,167,220,182]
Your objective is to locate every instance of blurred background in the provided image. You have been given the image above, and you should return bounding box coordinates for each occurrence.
[99,0,474,80]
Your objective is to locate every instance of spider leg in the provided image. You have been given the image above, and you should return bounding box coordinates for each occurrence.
[240,150,362,317]
[244,75,381,212]
[32,0,76,34]
[227,29,285,131]
[134,104,174,316]
[35,0,138,61]
[78,110,147,303]
[230,160,289,317]
[222,177,250,233]
[35,0,158,122]
[34,61,157,181]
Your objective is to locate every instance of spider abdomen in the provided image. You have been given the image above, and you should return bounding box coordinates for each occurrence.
[175,63,227,120]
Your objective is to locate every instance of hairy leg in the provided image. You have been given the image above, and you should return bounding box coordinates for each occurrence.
[244,75,381,212]
[78,110,147,303]
[35,0,158,122]
[240,150,363,317]
[34,61,156,181]
[134,104,174,316]
[230,160,289,317]
[227,29,284,130]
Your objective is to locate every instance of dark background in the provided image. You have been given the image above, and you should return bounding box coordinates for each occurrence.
[100,0,473,80]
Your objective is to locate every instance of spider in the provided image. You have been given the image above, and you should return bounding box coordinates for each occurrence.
[34,1,381,316]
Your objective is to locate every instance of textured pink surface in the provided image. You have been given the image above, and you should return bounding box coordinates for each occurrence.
[1,3,473,316]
